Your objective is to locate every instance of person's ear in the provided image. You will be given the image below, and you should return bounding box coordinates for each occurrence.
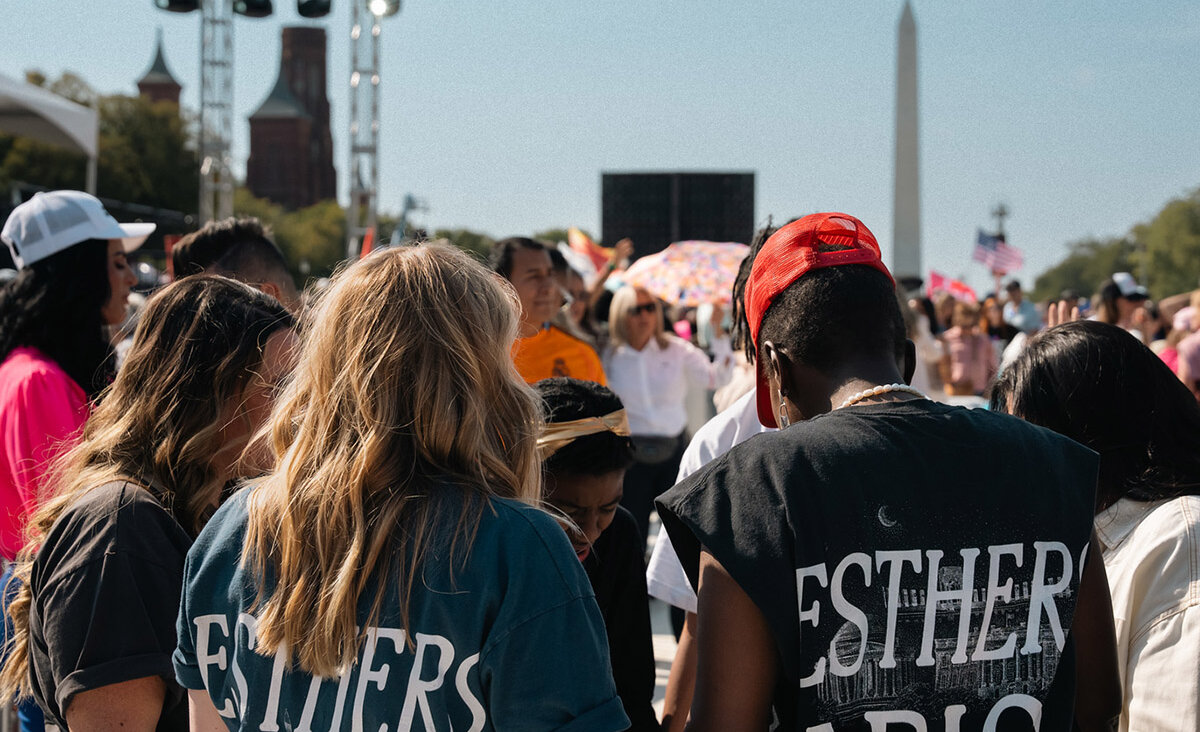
[257,281,284,303]
[763,340,795,398]
[902,339,917,385]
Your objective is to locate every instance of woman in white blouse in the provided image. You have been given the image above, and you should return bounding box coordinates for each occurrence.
[603,286,732,545]
[994,320,1200,732]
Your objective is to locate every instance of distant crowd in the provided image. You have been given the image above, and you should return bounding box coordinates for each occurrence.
[1,192,1198,731]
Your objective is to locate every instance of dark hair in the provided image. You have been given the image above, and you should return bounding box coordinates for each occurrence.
[1096,281,1122,325]
[916,296,939,335]
[546,247,569,275]
[757,264,906,374]
[489,237,545,280]
[535,377,634,477]
[990,320,1200,510]
[173,218,295,294]
[0,239,114,400]
[1,274,296,704]
[732,221,777,363]
[105,275,293,529]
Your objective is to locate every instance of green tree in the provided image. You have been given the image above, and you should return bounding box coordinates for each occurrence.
[96,95,198,212]
[1133,189,1200,299]
[0,72,198,213]
[1032,236,1136,302]
[48,72,96,106]
[275,199,346,281]
[233,188,346,282]
[533,227,597,246]
[432,228,495,261]
[0,137,87,192]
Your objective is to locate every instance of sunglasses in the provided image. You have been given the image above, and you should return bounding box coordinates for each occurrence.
[629,303,656,316]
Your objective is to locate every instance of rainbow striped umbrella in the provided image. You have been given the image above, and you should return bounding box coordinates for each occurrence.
[619,240,749,307]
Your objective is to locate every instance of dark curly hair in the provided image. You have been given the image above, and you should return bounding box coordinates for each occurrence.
[0,239,114,400]
[489,237,546,280]
[535,377,635,477]
[732,221,777,363]
[991,319,1200,511]
[757,264,906,375]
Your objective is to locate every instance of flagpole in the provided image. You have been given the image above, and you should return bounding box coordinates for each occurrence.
[991,203,1009,239]
[990,203,1010,296]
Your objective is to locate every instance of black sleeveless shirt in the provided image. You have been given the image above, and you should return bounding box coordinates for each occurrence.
[658,400,1098,731]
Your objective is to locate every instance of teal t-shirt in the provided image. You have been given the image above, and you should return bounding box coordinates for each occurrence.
[173,487,630,732]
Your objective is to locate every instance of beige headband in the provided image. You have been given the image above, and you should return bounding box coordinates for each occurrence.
[537,409,631,458]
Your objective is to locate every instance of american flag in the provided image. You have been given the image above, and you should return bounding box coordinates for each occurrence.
[972,229,1023,274]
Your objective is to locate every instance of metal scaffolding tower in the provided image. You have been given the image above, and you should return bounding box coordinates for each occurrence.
[199,0,235,224]
[346,2,384,258]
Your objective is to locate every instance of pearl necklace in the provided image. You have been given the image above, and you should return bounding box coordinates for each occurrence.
[837,383,929,410]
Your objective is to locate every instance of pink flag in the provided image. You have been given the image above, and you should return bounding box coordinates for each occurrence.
[948,279,978,303]
[928,270,947,295]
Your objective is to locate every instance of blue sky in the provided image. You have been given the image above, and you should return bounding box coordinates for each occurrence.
[4,1,1200,294]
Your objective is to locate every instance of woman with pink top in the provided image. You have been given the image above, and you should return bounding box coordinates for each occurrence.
[938,300,997,396]
[0,191,149,731]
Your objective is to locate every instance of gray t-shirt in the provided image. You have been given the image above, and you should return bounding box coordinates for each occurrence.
[29,480,191,731]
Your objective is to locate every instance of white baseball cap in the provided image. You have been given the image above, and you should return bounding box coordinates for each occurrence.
[1111,271,1149,300]
[1,190,156,269]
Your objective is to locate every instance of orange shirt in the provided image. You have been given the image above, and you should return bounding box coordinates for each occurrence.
[513,326,607,385]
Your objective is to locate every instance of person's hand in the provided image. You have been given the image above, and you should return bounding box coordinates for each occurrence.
[1046,300,1081,328]
[613,238,634,267]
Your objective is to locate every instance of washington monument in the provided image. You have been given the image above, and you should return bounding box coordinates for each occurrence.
[892,0,921,284]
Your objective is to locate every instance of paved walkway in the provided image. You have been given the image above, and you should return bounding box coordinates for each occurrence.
[647,515,676,718]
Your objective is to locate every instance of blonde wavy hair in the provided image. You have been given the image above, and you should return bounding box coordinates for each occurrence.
[244,243,544,677]
[609,285,669,349]
[1,275,293,698]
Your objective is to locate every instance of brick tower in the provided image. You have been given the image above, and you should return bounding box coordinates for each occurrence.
[246,26,336,210]
[246,63,312,211]
[136,28,181,106]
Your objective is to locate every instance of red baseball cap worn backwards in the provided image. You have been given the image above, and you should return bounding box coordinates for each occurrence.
[745,212,895,428]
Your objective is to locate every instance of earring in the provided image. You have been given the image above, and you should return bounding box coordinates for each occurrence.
[778,398,791,429]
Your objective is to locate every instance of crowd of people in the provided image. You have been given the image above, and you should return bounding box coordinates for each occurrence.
[0,191,1198,731]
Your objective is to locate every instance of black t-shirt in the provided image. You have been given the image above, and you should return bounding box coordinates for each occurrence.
[28,480,192,731]
[584,505,660,731]
[657,400,1098,732]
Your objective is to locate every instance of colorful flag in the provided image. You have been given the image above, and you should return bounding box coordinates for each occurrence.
[567,227,615,273]
[972,229,1023,273]
[928,270,977,303]
[359,227,375,259]
[928,270,947,295]
[948,279,978,303]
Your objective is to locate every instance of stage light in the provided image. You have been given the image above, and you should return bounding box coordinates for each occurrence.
[154,0,199,11]
[234,0,273,17]
[298,0,331,17]
[367,0,399,18]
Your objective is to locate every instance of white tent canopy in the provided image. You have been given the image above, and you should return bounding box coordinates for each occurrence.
[0,72,98,192]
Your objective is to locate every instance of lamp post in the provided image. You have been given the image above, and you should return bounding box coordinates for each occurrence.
[347,0,399,259]
[155,0,331,224]
[198,0,235,224]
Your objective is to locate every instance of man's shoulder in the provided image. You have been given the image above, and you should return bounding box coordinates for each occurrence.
[767,400,1094,470]
[545,324,595,351]
[678,389,768,480]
